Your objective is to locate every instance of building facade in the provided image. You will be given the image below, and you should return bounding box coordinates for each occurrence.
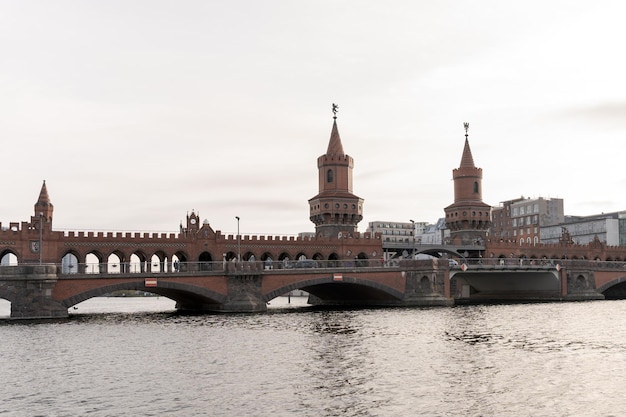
[367,221,422,244]
[541,213,621,246]
[491,197,564,245]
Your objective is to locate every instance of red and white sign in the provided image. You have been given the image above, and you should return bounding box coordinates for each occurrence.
[145,278,158,287]
[461,263,468,271]
[333,274,343,281]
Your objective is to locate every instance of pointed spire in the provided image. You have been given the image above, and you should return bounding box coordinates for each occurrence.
[326,119,345,156]
[459,122,476,168]
[37,180,51,205]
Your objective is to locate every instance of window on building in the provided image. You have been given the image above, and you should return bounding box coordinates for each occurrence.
[473,181,479,193]
[327,169,333,183]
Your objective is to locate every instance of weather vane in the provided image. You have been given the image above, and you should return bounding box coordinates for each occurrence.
[463,122,469,139]
[332,103,339,119]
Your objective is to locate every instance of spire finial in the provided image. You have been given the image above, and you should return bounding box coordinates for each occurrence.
[332,103,339,120]
[463,122,469,139]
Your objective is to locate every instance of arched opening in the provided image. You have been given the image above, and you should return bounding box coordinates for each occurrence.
[0,251,18,266]
[173,251,188,272]
[61,252,79,274]
[0,297,10,318]
[328,252,340,267]
[150,253,167,273]
[259,252,274,270]
[199,252,213,271]
[355,252,369,267]
[70,291,177,315]
[129,253,146,273]
[86,252,102,274]
[108,253,123,274]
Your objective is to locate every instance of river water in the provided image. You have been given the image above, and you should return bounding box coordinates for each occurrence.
[1,297,625,417]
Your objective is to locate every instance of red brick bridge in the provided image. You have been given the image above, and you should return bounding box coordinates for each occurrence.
[1,259,451,319]
[2,257,626,319]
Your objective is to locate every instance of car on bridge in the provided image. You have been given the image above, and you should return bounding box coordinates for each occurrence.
[295,259,318,268]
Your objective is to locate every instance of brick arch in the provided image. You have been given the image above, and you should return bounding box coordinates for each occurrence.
[596,276,626,294]
[0,287,15,303]
[262,275,405,303]
[173,250,189,263]
[416,247,465,259]
[85,249,106,264]
[60,281,228,309]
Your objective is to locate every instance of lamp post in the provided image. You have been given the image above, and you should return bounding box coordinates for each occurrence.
[39,212,43,265]
[235,216,241,262]
[410,219,415,259]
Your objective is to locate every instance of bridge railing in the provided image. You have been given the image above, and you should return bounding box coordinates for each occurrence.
[451,257,626,270]
[54,258,411,275]
[0,258,442,277]
[5,257,624,278]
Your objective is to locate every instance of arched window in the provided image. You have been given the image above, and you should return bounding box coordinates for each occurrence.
[473,181,479,193]
[327,169,333,183]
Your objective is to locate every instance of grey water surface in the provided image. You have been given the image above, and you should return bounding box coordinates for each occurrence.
[1,297,625,417]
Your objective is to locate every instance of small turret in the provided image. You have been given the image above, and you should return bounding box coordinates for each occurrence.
[34,180,54,225]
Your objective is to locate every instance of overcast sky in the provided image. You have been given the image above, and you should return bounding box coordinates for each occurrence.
[1,1,625,236]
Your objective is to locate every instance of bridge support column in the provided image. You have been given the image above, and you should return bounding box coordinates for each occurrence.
[220,274,267,313]
[0,265,68,320]
[563,268,604,301]
[403,269,453,306]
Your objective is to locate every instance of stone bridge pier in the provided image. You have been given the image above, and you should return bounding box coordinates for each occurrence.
[0,265,67,319]
[174,273,268,313]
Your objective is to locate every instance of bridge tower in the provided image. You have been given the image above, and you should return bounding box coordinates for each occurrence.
[444,123,492,246]
[309,105,363,238]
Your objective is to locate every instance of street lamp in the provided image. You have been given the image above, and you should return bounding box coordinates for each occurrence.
[235,216,241,262]
[410,219,415,259]
[39,212,43,265]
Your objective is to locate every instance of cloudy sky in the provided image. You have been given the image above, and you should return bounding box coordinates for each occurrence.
[1,1,625,236]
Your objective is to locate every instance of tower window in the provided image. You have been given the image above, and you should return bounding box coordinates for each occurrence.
[327,169,333,183]
[473,181,479,193]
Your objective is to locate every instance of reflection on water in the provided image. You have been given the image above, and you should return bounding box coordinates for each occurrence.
[2,299,626,416]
